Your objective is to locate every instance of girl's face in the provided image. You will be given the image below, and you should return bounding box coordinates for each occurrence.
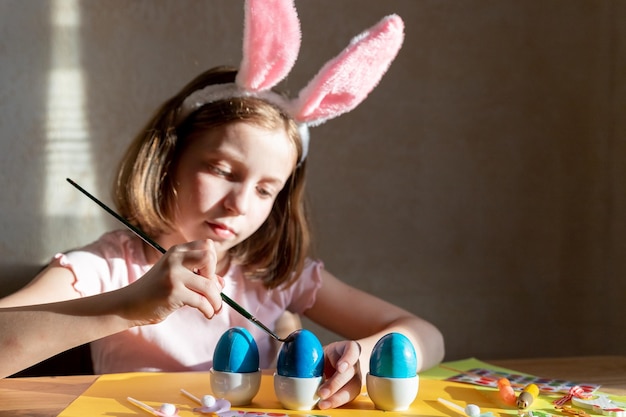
[165,121,297,261]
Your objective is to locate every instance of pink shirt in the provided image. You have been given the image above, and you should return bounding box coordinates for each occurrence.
[51,230,323,374]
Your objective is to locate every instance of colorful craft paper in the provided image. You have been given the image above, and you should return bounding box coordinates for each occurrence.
[57,358,626,417]
[445,367,600,394]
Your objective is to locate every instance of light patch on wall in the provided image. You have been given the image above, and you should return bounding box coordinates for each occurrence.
[43,0,105,254]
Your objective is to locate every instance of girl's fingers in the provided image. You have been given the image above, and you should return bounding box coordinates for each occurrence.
[169,240,223,318]
[182,240,223,292]
[192,239,217,279]
[182,288,221,319]
[173,240,215,274]
[185,273,223,315]
[324,341,361,375]
[318,341,362,408]
[318,372,361,409]
[319,363,359,401]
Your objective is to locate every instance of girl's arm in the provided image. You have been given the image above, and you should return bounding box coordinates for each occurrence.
[304,269,445,408]
[0,239,223,379]
[0,293,135,378]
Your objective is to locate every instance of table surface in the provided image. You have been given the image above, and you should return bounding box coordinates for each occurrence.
[1,356,625,417]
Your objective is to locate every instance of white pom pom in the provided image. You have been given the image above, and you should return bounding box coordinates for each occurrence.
[159,403,176,416]
[202,395,216,407]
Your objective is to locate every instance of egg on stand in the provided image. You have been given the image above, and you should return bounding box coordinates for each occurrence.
[210,327,262,406]
[273,329,325,410]
[366,332,420,411]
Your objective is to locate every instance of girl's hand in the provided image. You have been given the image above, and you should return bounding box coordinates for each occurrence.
[317,340,362,409]
[119,239,223,327]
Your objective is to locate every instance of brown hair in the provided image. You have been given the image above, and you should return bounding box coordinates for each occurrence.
[114,66,310,288]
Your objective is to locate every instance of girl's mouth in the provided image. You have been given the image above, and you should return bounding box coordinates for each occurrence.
[207,222,235,239]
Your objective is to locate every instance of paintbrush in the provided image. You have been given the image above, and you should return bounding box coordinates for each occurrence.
[66,178,291,343]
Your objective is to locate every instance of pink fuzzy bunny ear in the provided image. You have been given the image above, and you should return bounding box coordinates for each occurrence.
[292,14,405,126]
[236,0,301,92]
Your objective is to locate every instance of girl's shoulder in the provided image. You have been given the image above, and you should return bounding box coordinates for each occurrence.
[302,257,324,271]
[57,230,149,294]
[78,229,147,263]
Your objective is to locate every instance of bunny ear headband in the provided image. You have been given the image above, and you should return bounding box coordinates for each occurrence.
[178,0,405,162]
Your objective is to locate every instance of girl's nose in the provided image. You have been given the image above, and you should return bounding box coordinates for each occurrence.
[223,184,252,215]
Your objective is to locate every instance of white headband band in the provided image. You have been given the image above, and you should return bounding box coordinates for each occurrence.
[177,82,310,161]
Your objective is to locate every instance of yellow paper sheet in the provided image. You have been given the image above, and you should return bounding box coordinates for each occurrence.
[58,358,626,417]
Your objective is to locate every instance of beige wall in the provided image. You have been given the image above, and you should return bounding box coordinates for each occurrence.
[0,0,624,362]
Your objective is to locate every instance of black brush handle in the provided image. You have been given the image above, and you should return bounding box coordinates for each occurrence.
[66,178,285,342]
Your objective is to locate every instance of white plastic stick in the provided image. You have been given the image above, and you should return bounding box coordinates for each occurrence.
[180,388,202,405]
[438,397,467,416]
[127,397,159,416]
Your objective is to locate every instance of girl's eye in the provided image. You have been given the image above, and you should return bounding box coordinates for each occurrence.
[256,186,273,198]
[209,164,231,177]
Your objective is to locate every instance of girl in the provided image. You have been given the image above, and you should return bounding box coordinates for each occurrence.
[0,2,444,409]
[0,66,443,408]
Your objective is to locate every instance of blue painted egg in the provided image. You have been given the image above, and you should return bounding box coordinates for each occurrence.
[276,329,324,378]
[213,327,260,373]
[369,332,417,378]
